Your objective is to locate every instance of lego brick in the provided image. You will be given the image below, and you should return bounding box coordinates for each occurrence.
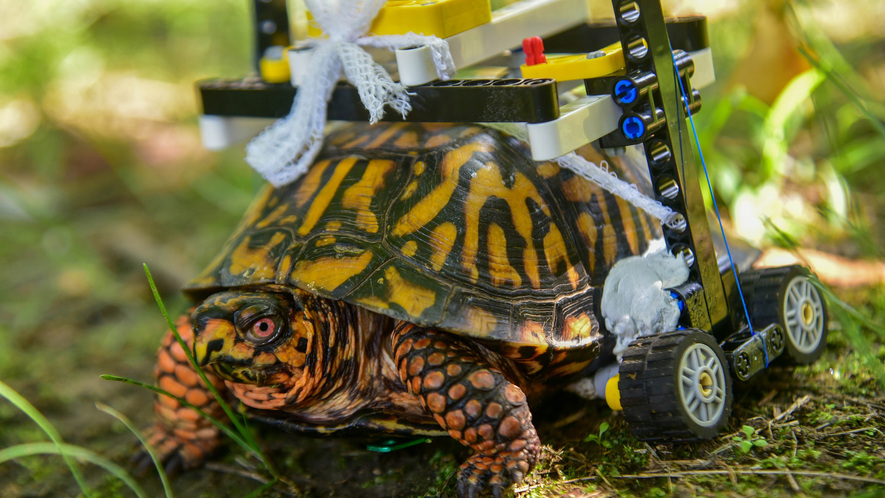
[396,0,590,85]
[543,17,710,55]
[198,77,560,123]
[199,115,275,150]
[259,46,291,84]
[525,94,622,161]
[252,0,290,72]
[520,42,625,82]
[307,0,492,38]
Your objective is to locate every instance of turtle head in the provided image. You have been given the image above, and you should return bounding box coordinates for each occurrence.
[191,289,312,386]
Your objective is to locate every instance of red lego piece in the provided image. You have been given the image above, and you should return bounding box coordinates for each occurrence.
[522,36,546,66]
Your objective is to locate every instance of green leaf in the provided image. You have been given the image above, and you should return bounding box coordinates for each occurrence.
[740,440,753,453]
[742,425,755,438]
[598,422,610,436]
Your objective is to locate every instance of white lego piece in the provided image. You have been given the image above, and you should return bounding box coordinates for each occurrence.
[199,115,276,150]
[566,363,620,401]
[395,45,444,87]
[689,47,715,89]
[526,95,622,161]
[396,0,590,85]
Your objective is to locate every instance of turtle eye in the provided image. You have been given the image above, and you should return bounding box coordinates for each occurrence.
[245,317,281,345]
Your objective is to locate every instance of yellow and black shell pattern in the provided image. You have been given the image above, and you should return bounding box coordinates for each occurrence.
[187,122,661,351]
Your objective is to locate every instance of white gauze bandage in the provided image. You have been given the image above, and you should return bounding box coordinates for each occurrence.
[557,151,679,227]
[245,0,456,187]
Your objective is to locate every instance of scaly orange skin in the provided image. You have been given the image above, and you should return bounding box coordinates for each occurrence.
[145,290,544,495]
[392,323,541,497]
[138,314,226,474]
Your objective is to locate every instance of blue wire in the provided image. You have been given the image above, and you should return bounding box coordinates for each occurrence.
[669,52,768,366]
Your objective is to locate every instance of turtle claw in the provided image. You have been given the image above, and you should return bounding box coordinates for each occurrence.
[457,463,523,498]
[162,451,186,477]
[457,480,505,498]
[130,449,156,478]
[131,423,220,477]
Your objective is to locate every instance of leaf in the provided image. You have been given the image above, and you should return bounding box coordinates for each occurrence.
[740,440,753,453]
[599,422,610,436]
[742,425,755,438]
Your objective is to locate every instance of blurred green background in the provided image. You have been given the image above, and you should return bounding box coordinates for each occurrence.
[0,0,883,496]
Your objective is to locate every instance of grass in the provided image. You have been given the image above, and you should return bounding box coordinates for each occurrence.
[0,380,147,497]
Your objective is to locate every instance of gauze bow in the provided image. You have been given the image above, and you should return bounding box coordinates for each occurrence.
[245,0,456,187]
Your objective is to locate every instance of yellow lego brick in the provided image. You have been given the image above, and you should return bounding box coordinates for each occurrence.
[260,51,291,84]
[605,373,622,411]
[520,42,625,82]
[307,0,491,38]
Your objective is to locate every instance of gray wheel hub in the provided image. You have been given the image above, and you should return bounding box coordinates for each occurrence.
[678,343,727,427]
[783,276,825,354]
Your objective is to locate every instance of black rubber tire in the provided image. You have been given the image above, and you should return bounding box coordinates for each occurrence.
[619,330,733,443]
[739,265,828,364]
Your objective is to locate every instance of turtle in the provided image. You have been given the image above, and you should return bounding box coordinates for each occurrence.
[143,121,662,496]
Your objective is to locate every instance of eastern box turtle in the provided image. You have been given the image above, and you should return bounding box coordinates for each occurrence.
[145,122,661,495]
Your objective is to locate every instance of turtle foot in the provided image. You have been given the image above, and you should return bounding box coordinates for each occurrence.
[132,423,221,477]
[393,323,541,497]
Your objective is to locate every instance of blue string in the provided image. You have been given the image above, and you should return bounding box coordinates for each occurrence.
[669,52,768,366]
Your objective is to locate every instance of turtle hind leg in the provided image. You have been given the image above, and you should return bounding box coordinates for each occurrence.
[392,323,541,497]
[137,314,227,475]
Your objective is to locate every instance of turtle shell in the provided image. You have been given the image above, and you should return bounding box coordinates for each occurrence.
[187,122,660,350]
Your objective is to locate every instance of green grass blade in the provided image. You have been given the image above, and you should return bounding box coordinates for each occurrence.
[787,2,885,138]
[761,68,826,179]
[141,264,259,450]
[0,442,147,498]
[0,379,93,497]
[99,375,257,458]
[96,402,174,498]
[811,280,885,387]
[244,478,279,498]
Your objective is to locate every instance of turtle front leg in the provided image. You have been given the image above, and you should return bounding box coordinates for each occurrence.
[393,324,540,497]
[138,314,227,474]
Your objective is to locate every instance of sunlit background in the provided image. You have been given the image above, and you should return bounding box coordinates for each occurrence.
[0,0,882,495]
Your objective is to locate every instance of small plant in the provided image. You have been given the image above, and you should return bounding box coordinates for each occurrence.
[584,421,612,449]
[842,451,883,474]
[733,425,768,454]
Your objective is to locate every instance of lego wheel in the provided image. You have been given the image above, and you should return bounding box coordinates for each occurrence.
[619,330,733,442]
[740,266,828,364]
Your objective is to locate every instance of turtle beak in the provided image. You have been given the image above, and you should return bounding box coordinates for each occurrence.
[194,318,237,367]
